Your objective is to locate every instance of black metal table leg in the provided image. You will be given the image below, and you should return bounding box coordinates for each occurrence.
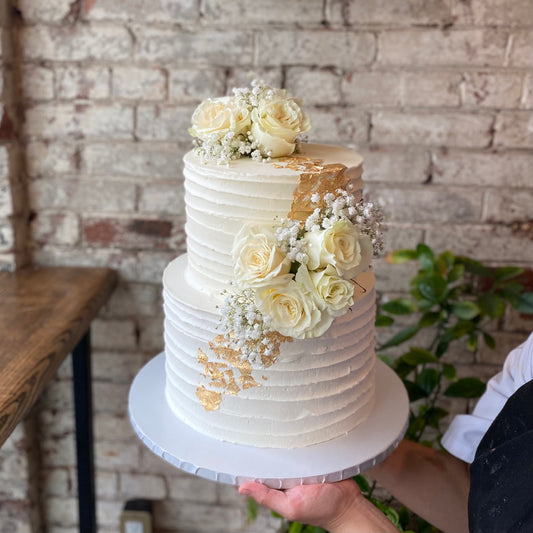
[72,330,96,533]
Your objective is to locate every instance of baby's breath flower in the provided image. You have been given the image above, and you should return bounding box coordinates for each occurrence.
[219,287,274,363]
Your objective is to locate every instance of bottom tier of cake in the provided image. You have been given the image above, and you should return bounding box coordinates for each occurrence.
[162,254,377,449]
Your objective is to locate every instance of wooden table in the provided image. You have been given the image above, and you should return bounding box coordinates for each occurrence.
[0,265,118,533]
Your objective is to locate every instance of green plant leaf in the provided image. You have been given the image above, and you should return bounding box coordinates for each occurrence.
[509,292,533,314]
[380,325,420,349]
[457,256,493,277]
[483,332,496,349]
[494,266,524,281]
[467,332,478,351]
[444,377,486,398]
[417,274,447,303]
[442,363,456,380]
[436,338,449,358]
[398,507,412,530]
[389,248,418,263]
[384,507,400,527]
[288,521,304,533]
[451,301,480,320]
[416,244,435,271]
[447,321,476,340]
[402,347,438,365]
[416,368,440,395]
[353,474,370,493]
[500,282,524,298]
[247,497,259,524]
[478,293,506,318]
[404,379,429,401]
[377,354,395,366]
[418,517,441,533]
[439,250,455,269]
[447,263,465,282]
[302,527,327,533]
[417,298,436,312]
[375,314,394,327]
[380,298,416,315]
[423,406,449,429]
[418,311,440,327]
[392,358,417,379]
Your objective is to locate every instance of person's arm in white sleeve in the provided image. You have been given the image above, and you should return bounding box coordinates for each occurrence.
[442,331,533,463]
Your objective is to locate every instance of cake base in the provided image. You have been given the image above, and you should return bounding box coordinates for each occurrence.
[129,353,409,489]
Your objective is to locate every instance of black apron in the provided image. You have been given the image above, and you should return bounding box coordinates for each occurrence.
[468,379,533,533]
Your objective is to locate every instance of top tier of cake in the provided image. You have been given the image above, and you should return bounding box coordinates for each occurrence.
[183,143,364,299]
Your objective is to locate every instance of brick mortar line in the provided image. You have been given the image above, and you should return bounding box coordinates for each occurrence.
[17,18,533,31]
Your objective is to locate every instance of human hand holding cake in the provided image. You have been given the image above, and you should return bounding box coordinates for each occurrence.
[239,478,399,532]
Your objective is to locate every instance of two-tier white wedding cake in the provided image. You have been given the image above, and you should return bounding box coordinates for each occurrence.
[162,82,383,448]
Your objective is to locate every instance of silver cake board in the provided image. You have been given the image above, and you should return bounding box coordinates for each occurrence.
[129,353,409,489]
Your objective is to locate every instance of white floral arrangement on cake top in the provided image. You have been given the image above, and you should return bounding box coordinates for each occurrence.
[221,190,384,362]
[189,80,311,164]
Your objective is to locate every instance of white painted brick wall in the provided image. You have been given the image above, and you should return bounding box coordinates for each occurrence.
[1,1,531,532]
[25,103,134,140]
[20,25,133,61]
[55,66,111,100]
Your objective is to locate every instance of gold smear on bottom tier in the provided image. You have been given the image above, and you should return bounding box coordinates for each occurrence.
[196,332,291,411]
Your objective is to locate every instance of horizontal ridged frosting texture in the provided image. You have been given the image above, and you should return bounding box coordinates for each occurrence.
[164,143,376,448]
[183,143,364,298]
[163,257,376,448]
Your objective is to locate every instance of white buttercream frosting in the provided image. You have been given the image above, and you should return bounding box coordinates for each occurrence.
[164,143,376,448]
[183,143,364,298]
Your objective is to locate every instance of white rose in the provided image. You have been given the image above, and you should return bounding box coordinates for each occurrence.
[309,265,354,317]
[304,219,373,279]
[250,96,311,157]
[232,224,291,287]
[189,96,251,142]
[255,266,332,339]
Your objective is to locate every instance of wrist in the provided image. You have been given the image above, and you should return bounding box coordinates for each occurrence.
[326,492,399,533]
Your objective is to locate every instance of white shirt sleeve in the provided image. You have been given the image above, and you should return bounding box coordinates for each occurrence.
[441,331,533,463]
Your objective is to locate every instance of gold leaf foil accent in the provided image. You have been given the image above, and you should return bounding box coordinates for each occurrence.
[196,386,222,411]
[270,155,357,223]
[196,330,291,411]
[261,331,291,367]
[289,164,351,223]
[272,155,325,173]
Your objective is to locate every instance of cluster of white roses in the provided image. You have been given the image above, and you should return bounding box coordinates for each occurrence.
[220,191,383,362]
[189,80,311,165]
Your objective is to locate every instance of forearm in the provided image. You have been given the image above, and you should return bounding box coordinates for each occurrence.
[326,492,400,533]
[369,440,470,533]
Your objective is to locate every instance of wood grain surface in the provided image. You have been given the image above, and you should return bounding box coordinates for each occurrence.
[0,265,117,447]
